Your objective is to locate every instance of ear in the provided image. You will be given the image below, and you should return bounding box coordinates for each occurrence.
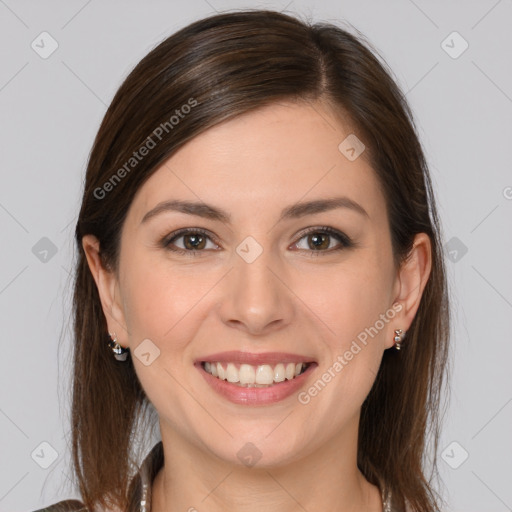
[389,232,432,348]
[81,234,128,347]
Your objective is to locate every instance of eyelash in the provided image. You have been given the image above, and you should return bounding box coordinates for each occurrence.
[160,226,353,258]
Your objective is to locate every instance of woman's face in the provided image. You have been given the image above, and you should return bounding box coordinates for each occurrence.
[85,100,429,468]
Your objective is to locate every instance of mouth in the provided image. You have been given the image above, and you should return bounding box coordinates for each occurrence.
[200,361,313,387]
[194,351,318,405]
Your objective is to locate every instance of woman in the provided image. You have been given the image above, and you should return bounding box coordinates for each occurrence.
[35,8,450,512]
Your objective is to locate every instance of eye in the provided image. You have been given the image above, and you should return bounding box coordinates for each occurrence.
[162,228,219,256]
[292,226,353,255]
[161,226,353,257]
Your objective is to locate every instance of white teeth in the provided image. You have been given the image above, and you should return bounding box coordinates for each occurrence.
[274,363,286,383]
[285,362,295,380]
[226,363,239,383]
[217,362,226,380]
[203,361,308,386]
[239,364,256,385]
[255,365,274,385]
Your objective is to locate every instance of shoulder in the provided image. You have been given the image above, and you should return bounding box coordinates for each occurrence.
[30,441,163,512]
[30,499,88,512]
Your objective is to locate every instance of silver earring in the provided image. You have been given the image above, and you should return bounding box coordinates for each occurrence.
[393,329,404,350]
[108,332,129,361]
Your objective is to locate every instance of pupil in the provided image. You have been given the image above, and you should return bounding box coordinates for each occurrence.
[185,234,205,250]
[310,233,328,250]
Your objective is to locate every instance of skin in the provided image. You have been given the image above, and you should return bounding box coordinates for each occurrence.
[83,99,431,512]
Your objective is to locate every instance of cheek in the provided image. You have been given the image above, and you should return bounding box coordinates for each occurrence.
[120,253,218,348]
[122,277,169,340]
[120,258,201,419]
[303,255,393,398]
[299,257,392,345]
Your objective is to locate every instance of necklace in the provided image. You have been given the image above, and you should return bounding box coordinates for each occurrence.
[381,486,392,512]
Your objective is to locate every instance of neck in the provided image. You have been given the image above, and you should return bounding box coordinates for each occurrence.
[151,420,383,512]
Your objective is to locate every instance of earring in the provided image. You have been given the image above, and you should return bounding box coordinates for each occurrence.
[393,329,404,350]
[108,332,129,361]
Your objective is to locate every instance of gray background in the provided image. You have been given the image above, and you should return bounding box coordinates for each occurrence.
[1,1,511,511]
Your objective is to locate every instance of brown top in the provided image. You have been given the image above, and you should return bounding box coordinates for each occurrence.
[32,441,406,511]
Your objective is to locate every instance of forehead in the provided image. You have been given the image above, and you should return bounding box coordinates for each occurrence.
[128,100,386,226]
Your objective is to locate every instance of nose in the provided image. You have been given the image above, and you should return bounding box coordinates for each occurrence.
[218,247,295,336]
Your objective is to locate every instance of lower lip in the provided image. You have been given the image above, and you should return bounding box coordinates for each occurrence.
[196,362,317,406]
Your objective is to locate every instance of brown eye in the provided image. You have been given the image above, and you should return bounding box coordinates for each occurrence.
[163,229,219,256]
[306,232,331,251]
[182,233,207,250]
[293,227,352,254]
[162,226,352,258]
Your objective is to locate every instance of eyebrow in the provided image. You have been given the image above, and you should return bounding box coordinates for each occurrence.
[140,196,369,225]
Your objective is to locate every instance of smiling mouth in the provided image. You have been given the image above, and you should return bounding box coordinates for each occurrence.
[200,361,313,388]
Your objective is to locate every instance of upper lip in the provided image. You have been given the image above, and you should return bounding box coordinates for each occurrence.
[195,351,316,366]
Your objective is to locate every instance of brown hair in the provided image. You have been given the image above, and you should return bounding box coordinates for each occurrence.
[72,9,450,511]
